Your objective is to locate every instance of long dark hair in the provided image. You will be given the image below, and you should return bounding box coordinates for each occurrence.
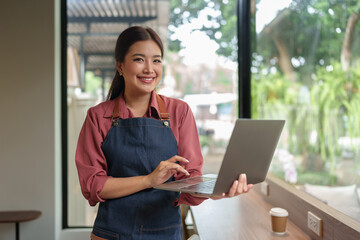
[106,26,164,100]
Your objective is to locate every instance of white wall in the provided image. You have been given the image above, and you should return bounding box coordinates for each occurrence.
[0,1,91,239]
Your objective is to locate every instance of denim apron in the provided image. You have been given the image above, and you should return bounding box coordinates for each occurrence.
[92,94,182,240]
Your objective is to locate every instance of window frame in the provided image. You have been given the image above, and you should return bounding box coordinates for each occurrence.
[61,0,69,229]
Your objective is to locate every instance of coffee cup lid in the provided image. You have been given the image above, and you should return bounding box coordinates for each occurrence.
[270,207,288,217]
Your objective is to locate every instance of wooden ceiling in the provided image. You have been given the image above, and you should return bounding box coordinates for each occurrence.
[67,0,170,81]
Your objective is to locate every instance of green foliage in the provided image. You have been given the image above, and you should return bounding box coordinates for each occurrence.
[169,0,238,61]
[272,170,336,186]
[257,0,360,86]
[168,0,360,181]
[252,1,360,184]
[169,0,360,65]
[199,135,211,148]
[311,60,360,171]
[85,71,102,97]
[254,59,360,181]
[296,171,337,186]
[251,69,298,119]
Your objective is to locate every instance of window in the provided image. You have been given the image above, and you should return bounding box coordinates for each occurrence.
[64,0,172,227]
[63,0,240,227]
[166,0,240,175]
[63,0,360,228]
[252,0,360,222]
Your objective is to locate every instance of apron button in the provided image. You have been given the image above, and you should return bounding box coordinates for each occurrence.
[163,121,169,127]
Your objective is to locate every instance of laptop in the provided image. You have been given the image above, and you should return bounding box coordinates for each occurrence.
[154,119,285,196]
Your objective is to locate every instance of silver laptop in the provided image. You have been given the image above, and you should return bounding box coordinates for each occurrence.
[154,119,285,196]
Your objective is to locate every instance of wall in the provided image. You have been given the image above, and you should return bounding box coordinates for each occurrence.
[0,1,91,239]
[0,0,56,239]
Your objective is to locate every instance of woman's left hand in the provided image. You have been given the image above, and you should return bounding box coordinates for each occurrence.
[191,173,253,200]
[211,173,253,200]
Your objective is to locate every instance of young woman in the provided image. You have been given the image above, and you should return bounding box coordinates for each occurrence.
[75,26,253,240]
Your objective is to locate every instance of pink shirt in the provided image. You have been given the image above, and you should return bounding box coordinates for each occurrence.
[75,91,206,206]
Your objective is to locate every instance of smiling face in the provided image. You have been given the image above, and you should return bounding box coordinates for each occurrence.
[117,40,163,99]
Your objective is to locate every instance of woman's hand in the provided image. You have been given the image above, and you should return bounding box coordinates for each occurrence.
[210,173,253,200]
[147,155,190,187]
[190,173,253,200]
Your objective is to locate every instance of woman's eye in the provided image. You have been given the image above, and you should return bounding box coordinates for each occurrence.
[134,58,144,62]
[154,59,162,63]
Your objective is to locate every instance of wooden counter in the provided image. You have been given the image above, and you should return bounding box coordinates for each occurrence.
[189,190,310,240]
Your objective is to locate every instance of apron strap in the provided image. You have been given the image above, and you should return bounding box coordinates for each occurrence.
[111,93,170,121]
[112,96,121,120]
[156,93,170,121]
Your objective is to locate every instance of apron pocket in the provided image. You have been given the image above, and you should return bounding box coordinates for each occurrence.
[139,223,182,240]
[92,227,119,240]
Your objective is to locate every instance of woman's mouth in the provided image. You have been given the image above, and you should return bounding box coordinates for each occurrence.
[138,76,155,83]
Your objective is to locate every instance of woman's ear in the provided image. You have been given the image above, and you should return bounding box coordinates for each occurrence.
[116,62,122,75]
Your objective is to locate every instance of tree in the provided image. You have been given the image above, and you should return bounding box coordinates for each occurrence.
[341,10,360,70]
[168,0,239,61]
[256,0,360,84]
[253,0,360,180]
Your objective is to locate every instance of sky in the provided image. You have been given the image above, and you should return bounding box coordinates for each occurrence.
[256,0,292,33]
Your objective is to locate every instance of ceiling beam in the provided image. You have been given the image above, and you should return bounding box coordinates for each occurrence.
[67,16,157,23]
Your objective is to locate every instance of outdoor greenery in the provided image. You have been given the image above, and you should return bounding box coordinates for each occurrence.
[168,0,360,185]
[253,59,360,184]
[85,71,102,97]
[251,0,360,184]
[85,71,110,99]
[169,0,239,61]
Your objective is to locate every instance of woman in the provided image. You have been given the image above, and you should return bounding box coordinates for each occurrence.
[75,26,253,240]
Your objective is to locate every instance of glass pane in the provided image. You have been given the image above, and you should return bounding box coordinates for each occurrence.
[66,0,238,227]
[66,0,170,227]
[253,0,360,222]
[165,0,239,174]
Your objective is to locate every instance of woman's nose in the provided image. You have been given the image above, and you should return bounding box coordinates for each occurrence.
[143,60,154,74]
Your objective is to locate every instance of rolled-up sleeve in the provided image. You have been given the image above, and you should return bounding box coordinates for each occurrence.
[75,107,111,206]
[173,103,207,206]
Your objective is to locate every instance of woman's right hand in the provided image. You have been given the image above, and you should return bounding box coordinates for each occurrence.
[147,155,190,187]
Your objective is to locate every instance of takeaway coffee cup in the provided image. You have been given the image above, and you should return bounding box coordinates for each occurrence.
[270,207,288,235]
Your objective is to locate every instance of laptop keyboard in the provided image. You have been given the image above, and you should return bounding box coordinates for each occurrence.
[180,179,216,194]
